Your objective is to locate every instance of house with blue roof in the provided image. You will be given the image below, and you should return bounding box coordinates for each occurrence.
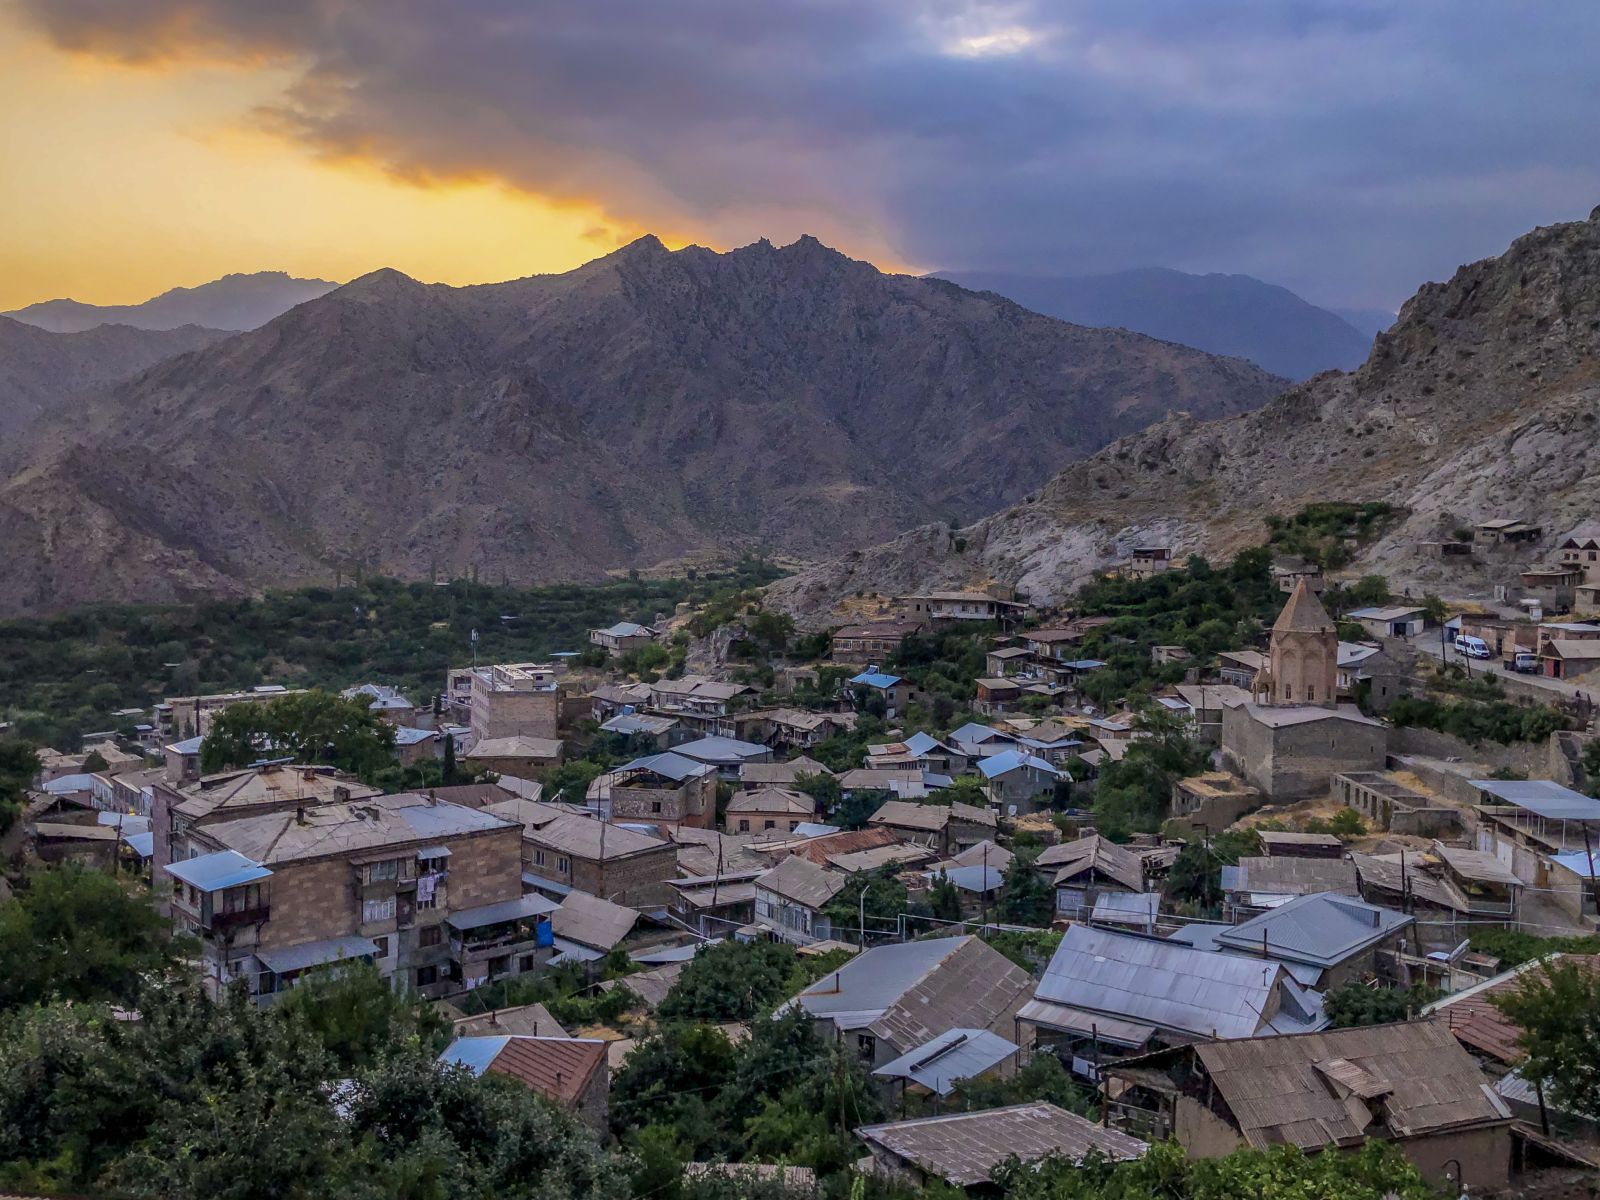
[848,671,913,718]
[977,748,1060,814]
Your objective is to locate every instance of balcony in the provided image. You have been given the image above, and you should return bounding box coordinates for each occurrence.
[209,904,271,930]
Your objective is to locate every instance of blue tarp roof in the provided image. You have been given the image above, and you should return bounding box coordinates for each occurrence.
[165,849,273,892]
[1060,659,1107,670]
[123,831,155,858]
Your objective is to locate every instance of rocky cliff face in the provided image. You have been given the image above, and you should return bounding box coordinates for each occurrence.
[772,208,1600,623]
[0,235,1284,613]
[6,271,338,333]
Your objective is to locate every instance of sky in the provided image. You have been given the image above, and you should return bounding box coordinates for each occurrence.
[4,0,1600,314]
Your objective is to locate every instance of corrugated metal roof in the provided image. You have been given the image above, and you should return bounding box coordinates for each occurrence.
[440,1034,607,1104]
[873,1028,1018,1095]
[1015,998,1155,1048]
[618,751,714,782]
[552,890,638,951]
[1226,856,1359,898]
[868,937,1032,1052]
[673,736,771,765]
[1039,835,1145,892]
[757,854,849,908]
[1192,1018,1511,1149]
[790,937,969,1030]
[1091,892,1162,928]
[849,672,904,689]
[1036,925,1325,1040]
[446,892,559,931]
[1470,778,1600,820]
[1215,892,1411,969]
[256,934,377,974]
[977,749,1058,779]
[856,1102,1146,1186]
[165,849,272,892]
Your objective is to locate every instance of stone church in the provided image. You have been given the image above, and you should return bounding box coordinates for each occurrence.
[1220,579,1387,800]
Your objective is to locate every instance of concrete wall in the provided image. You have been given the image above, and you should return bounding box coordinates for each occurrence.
[1398,1124,1513,1192]
[1222,707,1387,801]
[1389,725,1548,776]
[1173,1095,1246,1160]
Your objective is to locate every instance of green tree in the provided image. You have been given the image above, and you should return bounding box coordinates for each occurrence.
[0,864,190,1013]
[997,852,1053,926]
[1323,980,1441,1028]
[201,690,396,779]
[609,1023,741,1153]
[81,748,109,773]
[1493,958,1600,1120]
[274,959,450,1070]
[823,870,909,944]
[0,739,40,833]
[928,871,963,922]
[656,939,804,1023]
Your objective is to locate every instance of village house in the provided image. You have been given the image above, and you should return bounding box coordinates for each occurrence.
[871,1026,1020,1105]
[1556,525,1600,581]
[1462,778,1600,923]
[784,935,1032,1071]
[462,734,564,778]
[667,870,761,935]
[866,731,965,775]
[1273,562,1325,593]
[1102,1020,1514,1191]
[752,855,848,944]
[439,1035,609,1132]
[166,791,547,1001]
[725,787,816,835]
[973,676,1025,715]
[606,752,718,828]
[588,681,652,722]
[1346,604,1427,640]
[1126,544,1174,578]
[1171,684,1252,747]
[645,676,755,738]
[855,1103,1146,1191]
[670,734,772,779]
[549,890,640,965]
[1520,565,1585,610]
[341,683,417,725]
[848,671,913,719]
[984,646,1036,677]
[868,799,997,856]
[587,621,658,654]
[738,756,831,790]
[1351,846,1523,951]
[1168,771,1260,835]
[830,619,926,664]
[1038,834,1146,919]
[391,726,440,767]
[483,798,676,906]
[897,590,1029,628]
[1171,891,1412,990]
[1475,518,1543,546]
[1216,650,1267,692]
[748,708,851,751]
[1220,855,1360,918]
[597,711,678,752]
[1020,925,1326,1078]
[977,749,1059,814]
[1540,638,1600,679]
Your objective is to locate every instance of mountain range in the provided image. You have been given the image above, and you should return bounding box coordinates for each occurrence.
[5,271,338,334]
[0,236,1285,613]
[933,267,1382,381]
[773,207,1600,623]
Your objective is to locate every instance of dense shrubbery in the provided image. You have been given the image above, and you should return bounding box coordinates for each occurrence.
[1264,501,1401,570]
[1324,980,1441,1027]
[1388,694,1571,744]
[1468,928,1600,968]
[0,563,781,750]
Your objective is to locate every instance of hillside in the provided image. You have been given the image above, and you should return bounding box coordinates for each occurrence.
[934,266,1374,380]
[6,271,338,333]
[0,235,1283,613]
[0,317,230,463]
[774,207,1600,623]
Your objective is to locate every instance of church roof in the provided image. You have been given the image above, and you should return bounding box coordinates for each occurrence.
[1272,578,1335,635]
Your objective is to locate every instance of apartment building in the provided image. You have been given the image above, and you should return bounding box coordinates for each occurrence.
[155,685,308,741]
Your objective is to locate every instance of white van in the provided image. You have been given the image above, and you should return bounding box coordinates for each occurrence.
[1454,634,1492,659]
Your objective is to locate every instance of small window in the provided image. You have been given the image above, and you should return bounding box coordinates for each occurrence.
[419,925,442,948]
[534,849,546,867]
[416,965,438,987]
[764,820,776,830]
[372,936,390,957]
[368,859,399,883]
[557,857,569,874]
[651,801,662,814]
[738,819,750,832]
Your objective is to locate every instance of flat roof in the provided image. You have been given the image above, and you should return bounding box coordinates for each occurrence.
[1472,778,1600,821]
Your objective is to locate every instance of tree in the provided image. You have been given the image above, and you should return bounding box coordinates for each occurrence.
[823,870,909,943]
[656,939,803,1023]
[0,864,190,1012]
[1324,980,1440,1028]
[997,852,1053,926]
[1164,828,1259,911]
[200,690,396,779]
[0,739,39,834]
[1493,958,1600,1120]
[928,871,963,922]
[81,748,109,773]
[609,1023,741,1152]
[442,730,458,784]
[274,959,449,1070]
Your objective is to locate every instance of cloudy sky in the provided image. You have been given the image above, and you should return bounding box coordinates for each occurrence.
[4,0,1598,313]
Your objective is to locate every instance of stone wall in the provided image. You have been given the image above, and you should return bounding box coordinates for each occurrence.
[1389,725,1549,776]
[1221,707,1387,801]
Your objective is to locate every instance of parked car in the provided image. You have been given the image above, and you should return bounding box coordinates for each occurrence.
[1454,634,1492,659]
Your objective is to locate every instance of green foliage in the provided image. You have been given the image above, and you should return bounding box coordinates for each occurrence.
[1583,737,1600,799]
[80,748,109,773]
[957,1052,1097,1118]
[793,770,842,817]
[656,939,809,1023]
[272,959,450,1069]
[454,960,635,1027]
[609,1022,743,1149]
[997,852,1053,926]
[824,870,910,942]
[1092,712,1209,840]
[0,738,39,834]
[1467,927,1600,969]
[1388,694,1572,745]
[928,871,963,922]
[1493,959,1600,1120]
[1263,502,1400,571]
[1164,828,1260,910]
[0,566,781,751]
[1324,981,1442,1028]
[1300,807,1367,838]
[996,1137,1433,1200]
[982,927,1063,972]
[200,690,397,779]
[0,864,191,1013]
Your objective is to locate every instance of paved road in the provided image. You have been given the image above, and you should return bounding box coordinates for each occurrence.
[1396,634,1593,704]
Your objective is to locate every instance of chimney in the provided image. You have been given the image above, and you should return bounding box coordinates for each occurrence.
[295,804,306,825]
[488,1009,498,1027]
[428,789,438,806]
[333,785,351,803]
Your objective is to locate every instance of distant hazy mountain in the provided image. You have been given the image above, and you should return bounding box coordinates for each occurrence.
[6,271,338,333]
[0,235,1286,612]
[1331,307,1399,339]
[933,266,1374,381]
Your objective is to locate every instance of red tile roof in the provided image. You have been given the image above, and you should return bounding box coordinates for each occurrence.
[488,1036,607,1104]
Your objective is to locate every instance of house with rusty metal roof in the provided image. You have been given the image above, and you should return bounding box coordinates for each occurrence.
[856,1102,1146,1189]
[754,855,849,945]
[783,935,1031,1072]
[868,799,996,855]
[1424,953,1600,1067]
[1103,1018,1514,1191]
[1037,834,1146,919]
[439,1034,609,1131]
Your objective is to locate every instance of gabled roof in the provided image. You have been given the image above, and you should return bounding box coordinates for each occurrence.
[789,936,1030,1051]
[726,787,816,816]
[756,855,848,909]
[1037,835,1144,892]
[856,1103,1145,1187]
[872,1028,1019,1096]
[1036,924,1325,1040]
[1214,892,1411,970]
[551,890,638,952]
[439,1035,607,1104]
[1184,1019,1510,1149]
[466,734,563,759]
[1425,954,1600,1063]
[1273,577,1337,634]
[672,736,770,765]
[784,825,904,866]
[596,621,654,638]
[617,751,714,783]
[740,756,831,785]
[976,748,1058,779]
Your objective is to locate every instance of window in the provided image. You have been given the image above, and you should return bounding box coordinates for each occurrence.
[518,954,536,972]
[1307,686,1316,702]
[362,896,397,924]
[372,936,390,957]
[368,859,398,883]
[651,801,662,814]
[534,849,546,867]
[557,857,570,874]
[738,819,750,832]
[419,925,442,948]
[764,820,776,830]
[856,1033,876,1062]
[222,882,263,914]
[419,854,449,874]
[416,965,438,987]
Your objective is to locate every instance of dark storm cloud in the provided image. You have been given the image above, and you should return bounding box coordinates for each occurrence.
[21,0,1600,306]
